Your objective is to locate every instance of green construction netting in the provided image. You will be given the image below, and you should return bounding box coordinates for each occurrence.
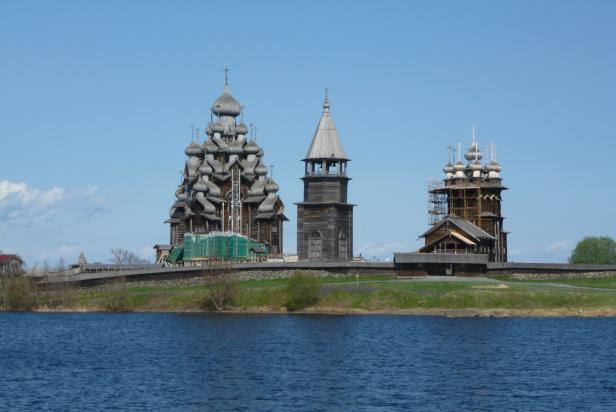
[168,232,269,263]
[166,243,184,263]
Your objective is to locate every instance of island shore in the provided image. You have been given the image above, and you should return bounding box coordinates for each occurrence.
[4,273,616,317]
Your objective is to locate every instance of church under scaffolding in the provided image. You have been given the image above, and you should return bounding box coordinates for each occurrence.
[165,77,287,262]
[420,131,508,263]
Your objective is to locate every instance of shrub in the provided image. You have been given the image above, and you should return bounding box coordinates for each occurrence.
[284,271,321,311]
[0,271,37,310]
[569,236,616,264]
[104,277,131,312]
[203,276,238,311]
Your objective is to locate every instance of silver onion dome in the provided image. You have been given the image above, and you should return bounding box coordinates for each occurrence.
[244,140,259,155]
[443,162,454,174]
[470,159,482,171]
[236,120,248,135]
[453,160,465,172]
[185,141,202,157]
[192,176,209,193]
[485,159,501,172]
[198,162,213,175]
[255,162,268,176]
[465,143,483,161]
[265,179,279,193]
[187,156,201,169]
[211,85,242,117]
[210,122,225,134]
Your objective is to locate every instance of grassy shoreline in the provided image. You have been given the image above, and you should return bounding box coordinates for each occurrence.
[5,274,616,317]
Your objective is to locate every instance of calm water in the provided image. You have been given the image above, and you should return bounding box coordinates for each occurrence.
[1,314,616,411]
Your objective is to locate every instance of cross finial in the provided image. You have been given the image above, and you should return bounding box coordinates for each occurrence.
[270,164,274,179]
[223,66,229,86]
[249,122,254,139]
[471,125,477,144]
[240,105,245,121]
[191,124,195,141]
[446,145,454,163]
[323,87,330,111]
[457,142,461,161]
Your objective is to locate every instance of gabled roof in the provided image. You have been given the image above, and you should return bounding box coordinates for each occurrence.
[0,254,23,264]
[420,215,495,241]
[304,97,348,161]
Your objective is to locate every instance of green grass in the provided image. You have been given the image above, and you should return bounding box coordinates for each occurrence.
[489,275,616,289]
[32,275,616,313]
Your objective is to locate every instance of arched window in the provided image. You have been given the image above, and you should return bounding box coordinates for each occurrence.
[339,231,348,260]
[309,231,322,259]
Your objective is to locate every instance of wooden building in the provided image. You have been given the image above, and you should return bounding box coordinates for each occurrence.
[423,134,508,262]
[394,252,488,276]
[165,78,287,257]
[296,94,354,261]
[0,253,24,274]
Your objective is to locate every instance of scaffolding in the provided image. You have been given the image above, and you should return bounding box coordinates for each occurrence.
[427,179,447,225]
[230,165,242,235]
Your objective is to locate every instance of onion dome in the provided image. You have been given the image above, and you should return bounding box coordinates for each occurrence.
[465,142,483,161]
[211,85,242,117]
[177,192,187,201]
[256,148,264,157]
[236,120,248,135]
[187,156,201,169]
[205,123,213,135]
[210,122,225,134]
[199,162,213,175]
[255,162,268,176]
[443,162,454,174]
[244,140,259,155]
[485,159,501,173]
[470,159,482,172]
[192,176,209,193]
[185,141,202,157]
[265,179,279,193]
[453,160,465,173]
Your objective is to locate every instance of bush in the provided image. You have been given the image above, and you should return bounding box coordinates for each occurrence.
[569,236,616,264]
[104,277,130,312]
[0,272,37,310]
[284,271,321,311]
[203,276,238,311]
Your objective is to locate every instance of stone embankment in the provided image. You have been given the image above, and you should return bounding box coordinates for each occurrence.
[110,270,347,290]
[506,271,616,281]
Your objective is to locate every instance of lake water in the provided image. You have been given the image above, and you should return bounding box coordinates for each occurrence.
[1,313,616,411]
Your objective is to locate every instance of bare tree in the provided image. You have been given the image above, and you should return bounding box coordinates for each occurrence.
[204,276,239,311]
[110,249,149,265]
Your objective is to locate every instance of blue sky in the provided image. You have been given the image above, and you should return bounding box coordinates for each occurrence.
[1,0,615,266]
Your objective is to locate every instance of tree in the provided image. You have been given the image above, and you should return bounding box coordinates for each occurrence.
[569,236,616,264]
[284,271,321,311]
[110,249,149,265]
[203,276,238,311]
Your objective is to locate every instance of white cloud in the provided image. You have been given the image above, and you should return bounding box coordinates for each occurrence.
[356,240,416,260]
[545,239,575,253]
[0,180,108,224]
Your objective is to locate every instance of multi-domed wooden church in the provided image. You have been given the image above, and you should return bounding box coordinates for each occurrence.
[165,77,287,260]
